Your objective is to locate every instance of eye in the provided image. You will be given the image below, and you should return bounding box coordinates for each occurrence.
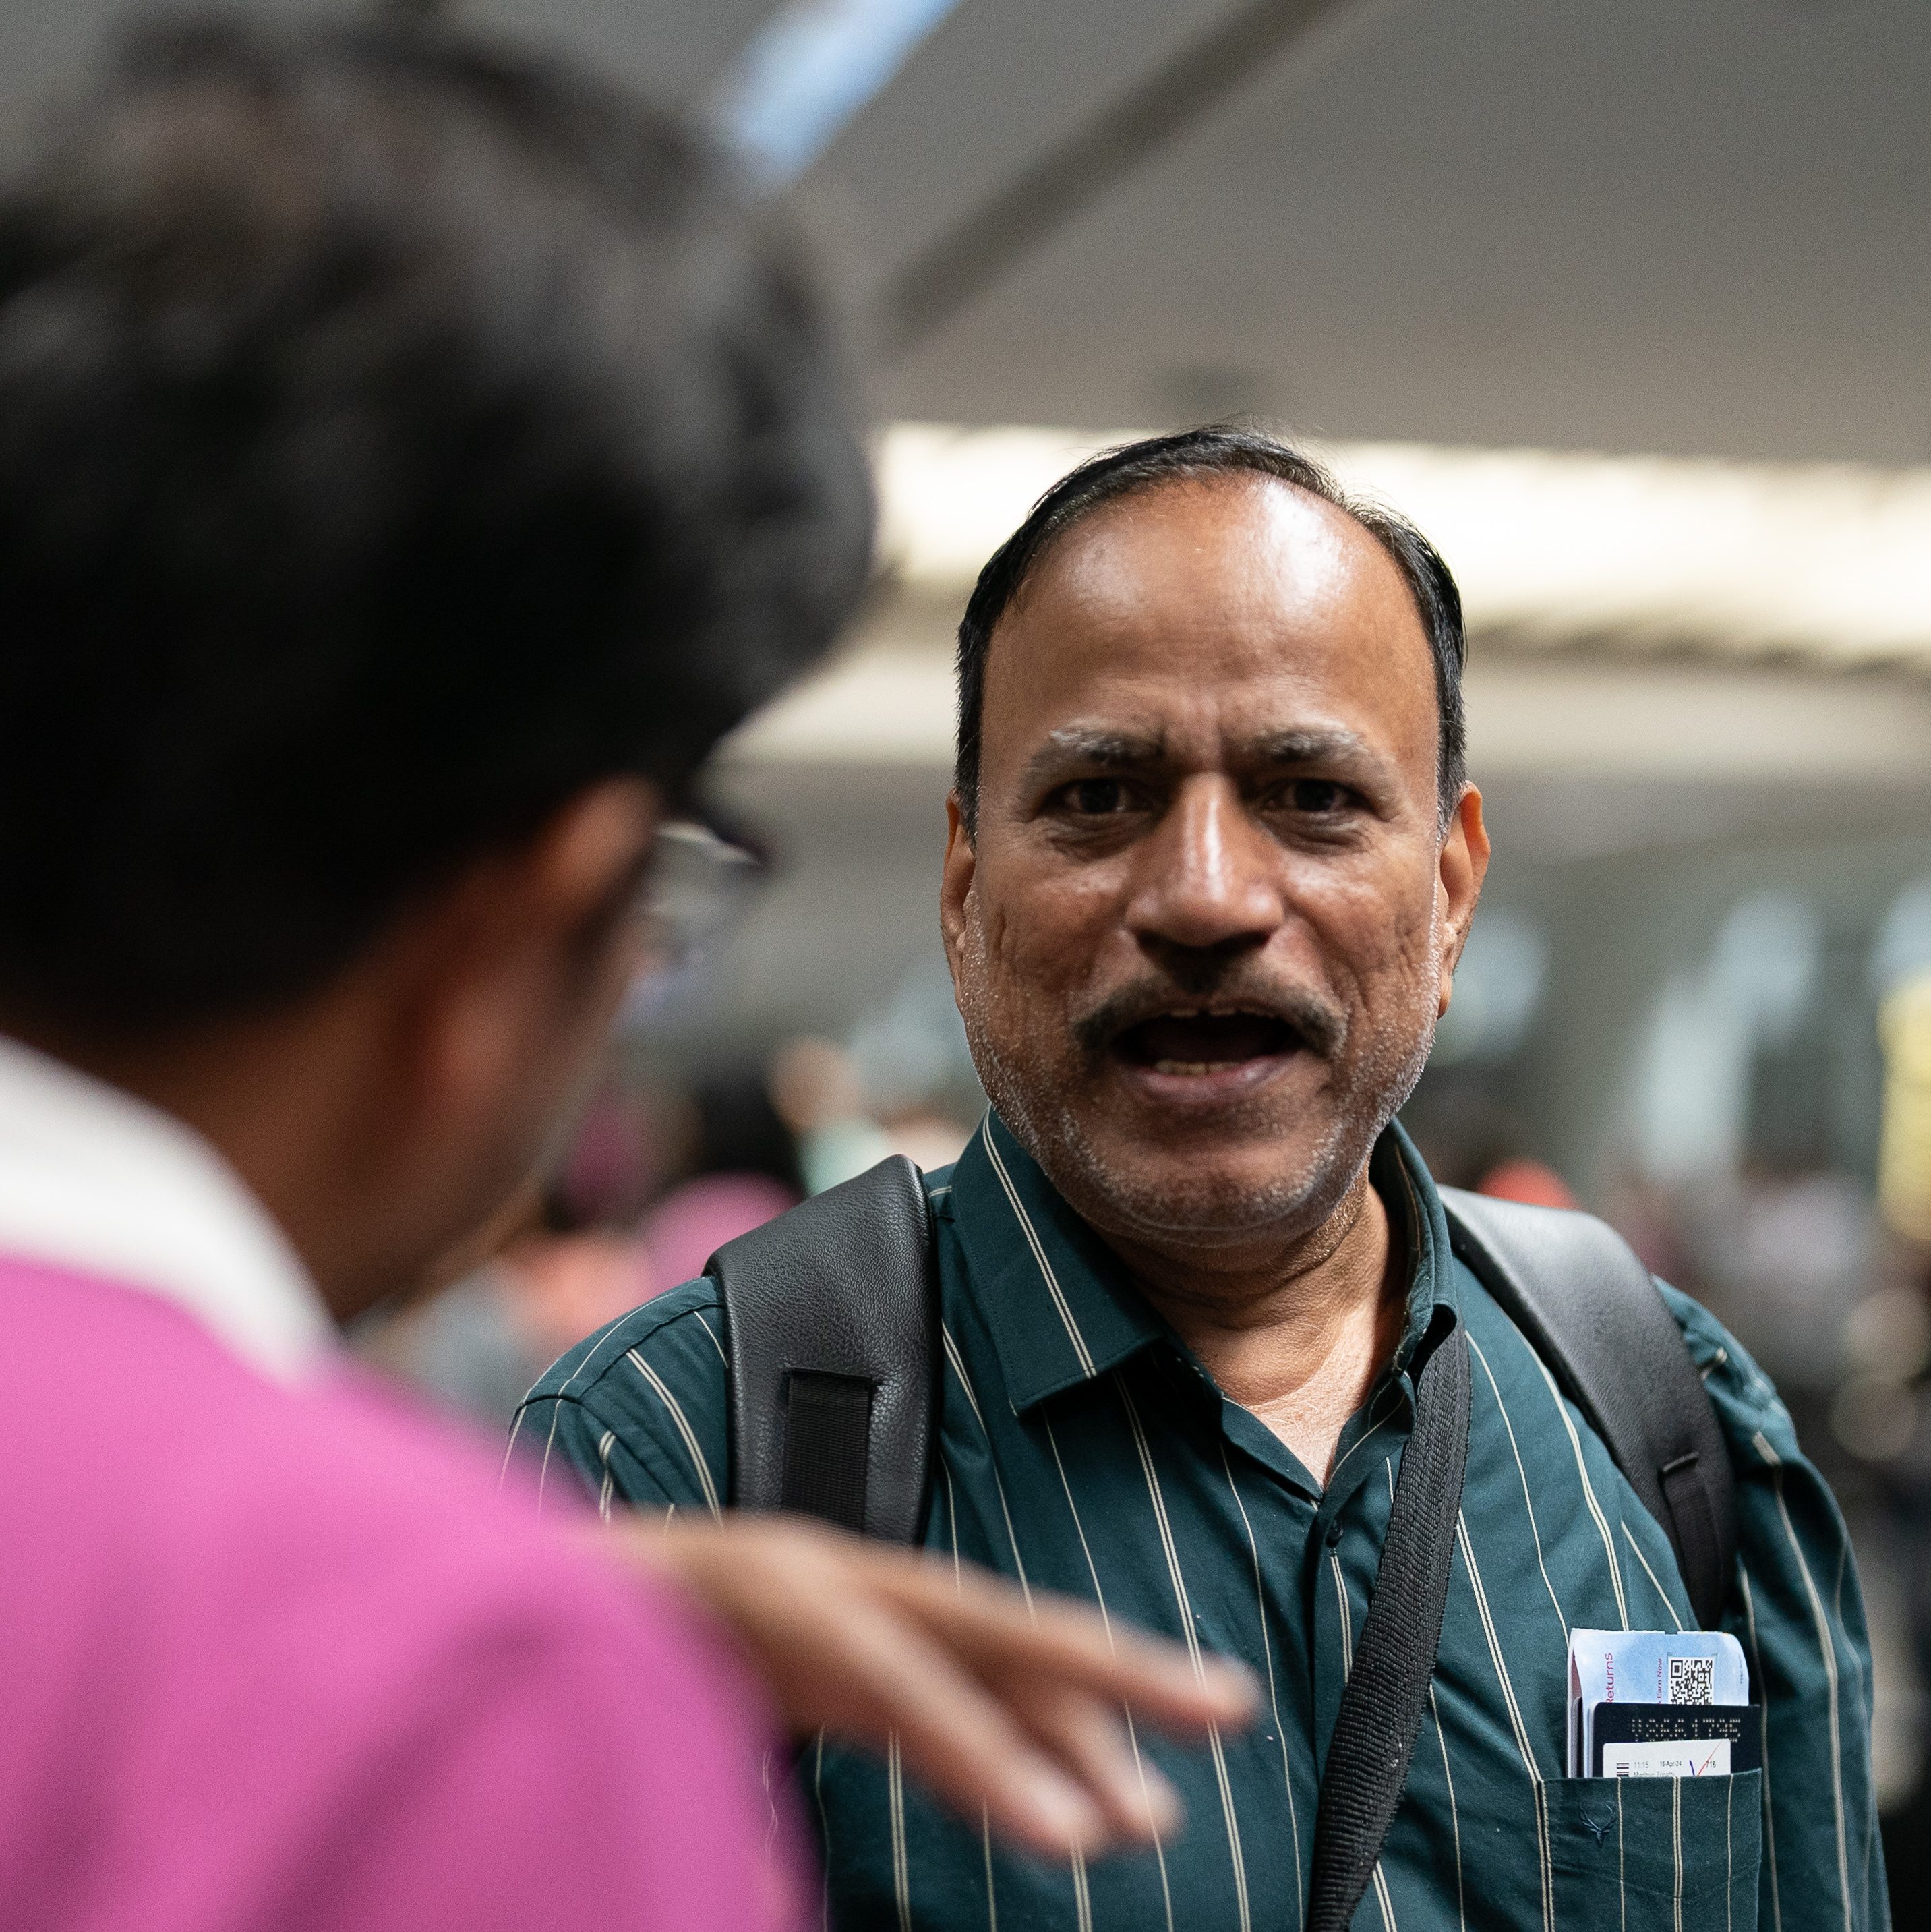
[1283,778,1351,815]
[1060,777,1138,816]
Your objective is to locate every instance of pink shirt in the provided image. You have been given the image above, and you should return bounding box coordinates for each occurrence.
[0,1257,801,1932]
[0,1046,802,1932]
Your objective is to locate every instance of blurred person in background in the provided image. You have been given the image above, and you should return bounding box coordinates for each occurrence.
[770,1033,894,1193]
[0,23,1249,1931]
[364,1086,662,1430]
[528,428,1887,1930]
[641,1065,804,1284]
[769,1025,974,1195]
[1401,1078,1578,1208]
[367,1188,656,1434]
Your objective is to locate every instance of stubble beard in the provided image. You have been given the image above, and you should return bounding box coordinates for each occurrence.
[953,916,1441,1253]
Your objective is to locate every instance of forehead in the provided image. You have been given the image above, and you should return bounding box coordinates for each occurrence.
[980,474,1439,775]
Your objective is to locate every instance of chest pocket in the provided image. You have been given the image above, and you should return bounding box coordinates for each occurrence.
[1548,1772,1760,1929]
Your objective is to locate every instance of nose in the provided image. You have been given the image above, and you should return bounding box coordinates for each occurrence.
[1123,777,1286,959]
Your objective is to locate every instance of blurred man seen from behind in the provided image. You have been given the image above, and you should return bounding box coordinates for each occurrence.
[0,24,1247,1930]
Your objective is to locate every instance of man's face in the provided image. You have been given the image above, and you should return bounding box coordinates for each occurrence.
[941,475,1487,1258]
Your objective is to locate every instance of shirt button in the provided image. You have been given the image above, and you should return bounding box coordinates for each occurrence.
[1324,1518,1344,1546]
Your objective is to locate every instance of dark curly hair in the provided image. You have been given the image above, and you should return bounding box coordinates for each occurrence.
[0,16,872,1031]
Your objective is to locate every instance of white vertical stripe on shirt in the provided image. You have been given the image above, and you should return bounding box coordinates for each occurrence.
[596,1428,615,1523]
[978,1117,1096,1376]
[1726,1771,1735,1932]
[1427,1684,1467,1932]
[1620,1521,1686,1632]
[938,1462,1000,1932]
[1616,1776,1628,1932]
[1048,1415,1177,1932]
[1837,1537,1882,1907]
[1220,1443,1305,1931]
[1117,1376,1253,1932]
[887,1733,912,1932]
[624,1349,721,1518]
[1522,1346,1630,1629]
[1468,1333,1569,1635]
[692,1308,729,1366]
[1671,1773,1684,1932]
[1069,1846,1094,1932]
[1454,1513,1555,1932]
[1755,1431,1853,1932]
[941,1323,1034,1610]
[1328,1546,1356,1679]
[1739,1568,1785,1932]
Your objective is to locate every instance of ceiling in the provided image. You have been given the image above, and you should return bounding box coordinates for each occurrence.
[10,0,1925,467]
[831,0,1931,462]
[6,0,1922,1070]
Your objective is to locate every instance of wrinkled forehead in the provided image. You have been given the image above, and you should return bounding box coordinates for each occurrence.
[980,474,1439,778]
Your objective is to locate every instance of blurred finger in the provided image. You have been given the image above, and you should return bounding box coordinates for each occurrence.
[817,1600,1117,1854]
[898,1563,1257,1732]
[1009,1683,1180,1844]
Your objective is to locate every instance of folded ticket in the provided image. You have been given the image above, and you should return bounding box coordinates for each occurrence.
[1566,1629,1750,1778]
[1591,1703,1762,1778]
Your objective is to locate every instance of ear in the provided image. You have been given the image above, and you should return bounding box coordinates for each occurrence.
[939,791,976,987]
[1434,784,1490,1020]
[402,778,660,1125]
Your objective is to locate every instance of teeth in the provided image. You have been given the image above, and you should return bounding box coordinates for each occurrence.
[1154,1059,1218,1076]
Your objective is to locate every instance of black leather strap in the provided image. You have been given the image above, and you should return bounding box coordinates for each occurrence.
[711,1156,937,1542]
[779,1372,874,1529]
[1441,1188,1737,1630]
[1309,1320,1470,1932]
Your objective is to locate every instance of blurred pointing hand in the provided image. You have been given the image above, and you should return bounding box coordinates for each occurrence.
[611,1513,1257,1858]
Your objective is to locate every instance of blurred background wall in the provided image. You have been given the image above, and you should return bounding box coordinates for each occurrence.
[11,0,1928,1867]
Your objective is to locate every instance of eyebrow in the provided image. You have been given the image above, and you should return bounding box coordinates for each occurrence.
[1021,724,1379,791]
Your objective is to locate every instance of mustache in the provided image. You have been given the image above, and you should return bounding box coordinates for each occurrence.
[1071,972,1348,1061]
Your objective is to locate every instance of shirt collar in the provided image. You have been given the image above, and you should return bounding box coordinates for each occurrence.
[1373,1119,1457,1378]
[949,1109,1454,1415]
[0,1033,334,1381]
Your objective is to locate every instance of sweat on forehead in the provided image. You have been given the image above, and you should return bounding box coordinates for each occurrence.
[953,427,1468,834]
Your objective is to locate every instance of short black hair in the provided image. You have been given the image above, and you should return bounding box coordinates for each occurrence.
[953,426,1466,831]
[0,17,872,1032]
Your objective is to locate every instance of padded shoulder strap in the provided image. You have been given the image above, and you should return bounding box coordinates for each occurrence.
[1309,1321,1470,1932]
[710,1156,937,1543]
[1439,1188,1738,1631]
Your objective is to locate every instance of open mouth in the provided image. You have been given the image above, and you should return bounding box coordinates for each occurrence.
[1111,1008,1305,1078]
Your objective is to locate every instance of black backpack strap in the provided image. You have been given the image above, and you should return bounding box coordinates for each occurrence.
[709,1156,938,1543]
[1439,1188,1738,1630]
[1309,1320,1470,1932]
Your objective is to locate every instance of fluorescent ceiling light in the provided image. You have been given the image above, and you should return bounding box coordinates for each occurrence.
[728,423,1931,769]
[875,423,1931,667]
[709,0,965,183]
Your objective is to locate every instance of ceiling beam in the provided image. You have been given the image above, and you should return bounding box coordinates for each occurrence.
[883,0,1359,353]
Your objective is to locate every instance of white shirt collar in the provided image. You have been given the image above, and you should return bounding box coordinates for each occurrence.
[0,1033,334,1380]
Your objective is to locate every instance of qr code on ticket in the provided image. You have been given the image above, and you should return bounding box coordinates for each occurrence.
[1668,1656,1716,1704]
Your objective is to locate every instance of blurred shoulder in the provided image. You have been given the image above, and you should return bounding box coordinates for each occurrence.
[521,1276,727,1409]
[1653,1277,1795,1452]
[511,1279,732,1513]
[138,1380,779,1929]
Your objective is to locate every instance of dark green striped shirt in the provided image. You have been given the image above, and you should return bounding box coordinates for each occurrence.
[515,1116,1887,1932]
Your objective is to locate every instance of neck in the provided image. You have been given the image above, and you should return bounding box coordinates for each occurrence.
[1106,1166,1405,1485]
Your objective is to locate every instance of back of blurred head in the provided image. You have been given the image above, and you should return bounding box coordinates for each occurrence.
[0,17,872,1312]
